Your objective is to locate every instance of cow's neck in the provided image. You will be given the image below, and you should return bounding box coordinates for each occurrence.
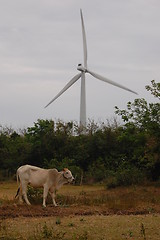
[56,172,68,190]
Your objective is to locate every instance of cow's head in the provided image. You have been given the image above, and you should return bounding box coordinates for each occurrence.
[63,168,74,183]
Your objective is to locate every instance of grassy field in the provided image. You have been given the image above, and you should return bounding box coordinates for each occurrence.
[0,181,160,239]
[1,215,160,240]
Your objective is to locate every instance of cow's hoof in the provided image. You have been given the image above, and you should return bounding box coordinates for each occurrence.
[51,204,58,207]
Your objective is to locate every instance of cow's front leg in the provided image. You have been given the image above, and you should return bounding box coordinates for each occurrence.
[49,191,57,206]
[43,185,49,207]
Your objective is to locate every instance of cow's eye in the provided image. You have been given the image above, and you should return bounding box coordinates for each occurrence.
[66,172,69,174]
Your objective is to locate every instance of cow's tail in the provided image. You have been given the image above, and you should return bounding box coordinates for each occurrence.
[15,170,20,199]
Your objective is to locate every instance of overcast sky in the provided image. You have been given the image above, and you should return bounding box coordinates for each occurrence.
[0,0,159,129]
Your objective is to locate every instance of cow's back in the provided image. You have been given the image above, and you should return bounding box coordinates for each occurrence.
[17,165,47,187]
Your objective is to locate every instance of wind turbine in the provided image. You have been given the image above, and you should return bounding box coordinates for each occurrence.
[45,9,137,128]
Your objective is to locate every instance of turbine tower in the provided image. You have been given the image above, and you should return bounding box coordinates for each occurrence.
[45,9,137,128]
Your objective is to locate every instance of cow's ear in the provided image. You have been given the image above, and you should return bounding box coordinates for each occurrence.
[63,168,67,172]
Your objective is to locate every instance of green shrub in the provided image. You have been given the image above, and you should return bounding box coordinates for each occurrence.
[106,165,145,188]
[27,186,43,204]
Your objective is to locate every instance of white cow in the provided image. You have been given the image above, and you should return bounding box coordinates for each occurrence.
[16,165,74,207]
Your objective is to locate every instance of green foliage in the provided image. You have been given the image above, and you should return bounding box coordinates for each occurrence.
[115,80,160,180]
[146,80,160,100]
[42,222,53,238]
[32,221,65,240]
[87,157,107,182]
[115,80,160,134]
[141,223,146,240]
[0,127,31,177]
[55,218,61,225]
[106,165,145,188]
[27,186,43,204]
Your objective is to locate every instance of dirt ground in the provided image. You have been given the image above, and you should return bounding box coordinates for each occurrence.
[0,204,160,219]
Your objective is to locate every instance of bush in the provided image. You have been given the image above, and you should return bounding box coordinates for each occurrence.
[27,186,43,204]
[106,165,145,188]
[87,158,108,183]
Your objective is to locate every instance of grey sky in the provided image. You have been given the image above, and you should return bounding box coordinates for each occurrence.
[0,0,160,129]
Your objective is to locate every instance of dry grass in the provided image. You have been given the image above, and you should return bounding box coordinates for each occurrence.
[0,182,104,199]
[1,215,160,239]
[0,181,17,200]
[0,182,160,212]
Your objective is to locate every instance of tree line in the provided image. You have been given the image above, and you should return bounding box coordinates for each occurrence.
[0,80,159,186]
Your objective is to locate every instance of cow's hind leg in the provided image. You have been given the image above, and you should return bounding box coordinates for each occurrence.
[49,191,57,206]
[22,183,31,205]
[15,186,23,204]
[18,186,23,204]
[43,185,49,207]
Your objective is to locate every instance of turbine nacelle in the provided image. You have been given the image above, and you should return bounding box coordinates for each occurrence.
[77,64,87,72]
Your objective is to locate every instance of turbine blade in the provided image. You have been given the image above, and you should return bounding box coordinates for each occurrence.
[45,73,82,108]
[80,9,88,68]
[87,69,138,95]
